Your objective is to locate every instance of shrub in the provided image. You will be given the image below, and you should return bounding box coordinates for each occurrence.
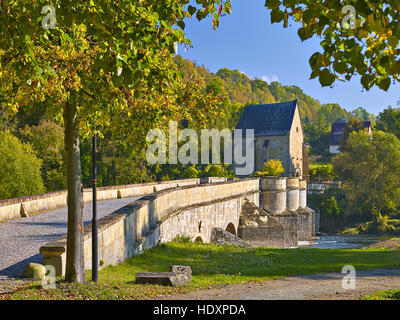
[370,207,396,234]
[183,164,200,178]
[309,162,337,181]
[202,164,235,178]
[252,159,284,177]
[0,131,45,199]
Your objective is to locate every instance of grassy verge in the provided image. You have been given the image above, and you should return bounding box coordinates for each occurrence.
[363,289,400,300]
[7,239,400,300]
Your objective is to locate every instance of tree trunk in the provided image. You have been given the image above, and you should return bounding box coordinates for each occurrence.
[64,94,86,283]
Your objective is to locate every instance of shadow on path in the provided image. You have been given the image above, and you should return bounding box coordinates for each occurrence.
[0,254,43,279]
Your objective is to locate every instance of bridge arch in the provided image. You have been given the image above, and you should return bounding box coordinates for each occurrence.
[225,223,236,236]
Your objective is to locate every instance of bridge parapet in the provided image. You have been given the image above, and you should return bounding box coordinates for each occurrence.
[39,178,260,276]
[0,178,201,222]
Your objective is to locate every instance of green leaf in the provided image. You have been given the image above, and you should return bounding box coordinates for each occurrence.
[271,9,284,23]
[310,70,319,79]
[298,27,313,41]
[361,74,374,90]
[188,5,196,16]
[223,3,232,14]
[319,69,335,87]
[377,77,391,91]
[177,20,185,30]
[309,52,322,69]
[196,9,208,21]
[265,0,281,9]
[388,36,399,47]
[333,61,346,74]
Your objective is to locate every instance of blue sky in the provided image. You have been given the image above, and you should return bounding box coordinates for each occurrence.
[178,0,399,116]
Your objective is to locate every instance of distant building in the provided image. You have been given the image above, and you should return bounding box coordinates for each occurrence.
[235,100,308,177]
[329,117,372,154]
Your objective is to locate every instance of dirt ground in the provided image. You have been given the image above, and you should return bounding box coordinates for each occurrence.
[158,268,400,300]
[157,238,400,300]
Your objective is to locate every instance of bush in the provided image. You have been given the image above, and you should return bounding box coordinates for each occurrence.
[202,164,235,178]
[252,159,284,177]
[369,207,396,234]
[183,164,200,178]
[0,131,45,199]
[309,162,337,181]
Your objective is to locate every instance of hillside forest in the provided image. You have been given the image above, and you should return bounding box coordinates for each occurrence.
[0,55,383,201]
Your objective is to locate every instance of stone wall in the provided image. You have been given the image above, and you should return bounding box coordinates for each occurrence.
[237,200,286,248]
[0,178,209,222]
[254,135,290,173]
[270,212,299,247]
[297,208,314,241]
[40,179,259,276]
[289,106,304,176]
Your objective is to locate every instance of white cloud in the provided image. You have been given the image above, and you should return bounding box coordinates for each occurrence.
[261,74,279,84]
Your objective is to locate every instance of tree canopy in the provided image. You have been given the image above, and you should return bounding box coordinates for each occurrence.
[376,106,400,139]
[265,0,400,91]
[333,130,400,218]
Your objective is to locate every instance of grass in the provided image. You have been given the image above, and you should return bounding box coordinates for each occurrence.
[6,239,400,300]
[363,289,400,300]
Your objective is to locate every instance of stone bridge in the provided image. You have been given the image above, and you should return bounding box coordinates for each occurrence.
[0,177,318,277]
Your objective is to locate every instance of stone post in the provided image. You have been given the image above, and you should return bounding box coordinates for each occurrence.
[286,177,300,211]
[259,177,287,214]
[299,179,307,209]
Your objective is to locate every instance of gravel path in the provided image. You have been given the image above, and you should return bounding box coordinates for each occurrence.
[158,268,400,300]
[0,197,141,293]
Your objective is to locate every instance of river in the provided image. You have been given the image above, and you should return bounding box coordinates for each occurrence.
[310,234,391,249]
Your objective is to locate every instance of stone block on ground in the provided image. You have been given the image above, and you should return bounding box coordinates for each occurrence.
[22,263,45,280]
[210,227,251,248]
[135,271,191,287]
[169,265,192,277]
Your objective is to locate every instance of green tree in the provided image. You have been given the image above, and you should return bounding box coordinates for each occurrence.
[351,107,376,123]
[265,0,400,90]
[0,131,45,199]
[332,130,400,228]
[21,119,66,191]
[309,163,337,181]
[339,117,367,151]
[0,0,231,282]
[376,106,400,139]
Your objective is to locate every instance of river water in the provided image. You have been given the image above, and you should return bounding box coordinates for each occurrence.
[310,234,391,249]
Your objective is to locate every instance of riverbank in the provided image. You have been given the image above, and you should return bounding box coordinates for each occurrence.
[363,238,400,250]
[4,239,400,300]
[340,219,400,236]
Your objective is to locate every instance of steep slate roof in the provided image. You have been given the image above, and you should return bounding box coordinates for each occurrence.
[235,100,298,136]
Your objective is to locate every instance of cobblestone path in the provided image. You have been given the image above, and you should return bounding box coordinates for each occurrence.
[0,197,140,293]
